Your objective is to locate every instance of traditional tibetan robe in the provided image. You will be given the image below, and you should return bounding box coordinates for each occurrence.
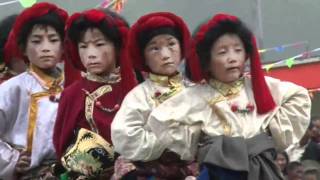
[148,75,311,179]
[53,72,124,159]
[111,73,196,161]
[0,64,63,179]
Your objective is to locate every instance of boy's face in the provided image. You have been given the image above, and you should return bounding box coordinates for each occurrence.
[144,34,181,76]
[287,165,304,180]
[24,25,62,70]
[310,119,320,143]
[78,28,116,76]
[209,33,246,83]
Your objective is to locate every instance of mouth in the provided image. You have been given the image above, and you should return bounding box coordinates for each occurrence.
[87,63,100,68]
[226,67,239,71]
[163,62,175,66]
[40,56,54,59]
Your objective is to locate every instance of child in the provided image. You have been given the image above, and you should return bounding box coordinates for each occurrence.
[53,9,136,179]
[148,13,311,180]
[111,12,199,179]
[0,2,67,179]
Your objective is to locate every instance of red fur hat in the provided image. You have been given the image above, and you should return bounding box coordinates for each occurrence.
[129,12,202,79]
[190,13,275,114]
[3,2,68,64]
[65,9,137,92]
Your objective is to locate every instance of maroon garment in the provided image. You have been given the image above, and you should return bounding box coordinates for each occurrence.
[53,78,125,159]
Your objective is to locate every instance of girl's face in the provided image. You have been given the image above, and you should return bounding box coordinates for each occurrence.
[209,33,246,83]
[275,153,288,171]
[78,28,116,76]
[24,25,63,70]
[144,34,181,76]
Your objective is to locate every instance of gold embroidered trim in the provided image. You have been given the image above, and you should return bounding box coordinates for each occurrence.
[150,73,183,106]
[207,78,244,136]
[85,67,121,84]
[209,78,244,97]
[84,85,112,133]
[29,64,64,90]
[149,73,182,87]
[27,89,62,153]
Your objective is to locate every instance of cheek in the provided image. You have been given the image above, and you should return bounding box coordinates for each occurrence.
[78,49,88,66]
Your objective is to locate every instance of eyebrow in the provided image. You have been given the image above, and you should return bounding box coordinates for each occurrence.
[80,38,106,44]
[30,33,59,39]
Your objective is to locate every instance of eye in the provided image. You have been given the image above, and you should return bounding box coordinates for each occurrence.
[50,38,60,43]
[217,50,226,55]
[235,48,243,52]
[78,44,87,49]
[96,42,106,47]
[168,41,177,46]
[31,40,41,44]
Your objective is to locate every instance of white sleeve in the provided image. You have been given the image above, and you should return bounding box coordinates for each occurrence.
[267,80,311,151]
[111,87,166,161]
[0,80,21,179]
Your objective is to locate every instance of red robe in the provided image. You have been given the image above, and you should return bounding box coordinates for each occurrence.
[53,77,125,159]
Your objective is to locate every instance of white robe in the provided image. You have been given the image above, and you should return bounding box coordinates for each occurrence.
[0,71,62,179]
[111,75,194,162]
[148,76,311,160]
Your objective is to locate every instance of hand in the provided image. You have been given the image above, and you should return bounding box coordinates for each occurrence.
[15,149,31,174]
[112,156,136,180]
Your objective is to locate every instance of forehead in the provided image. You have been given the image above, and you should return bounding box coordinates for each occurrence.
[80,28,105,42]
[29,25,59,37]
[147,34,178,45]
[213,33,243,48]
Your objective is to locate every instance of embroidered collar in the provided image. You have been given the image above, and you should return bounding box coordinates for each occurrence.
[209,77,244,97]
[149,72,183,87]
[85,68,121,84]
[28,64,63,91]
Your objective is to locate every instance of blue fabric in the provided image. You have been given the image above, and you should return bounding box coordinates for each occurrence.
[197,167,210,180]
[198,165,247,180]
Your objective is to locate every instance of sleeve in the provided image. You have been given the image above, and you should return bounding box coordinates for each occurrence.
[147,87,208,160]
[0,81,21,179]
[267,79,311,151]
[111,86,166,161]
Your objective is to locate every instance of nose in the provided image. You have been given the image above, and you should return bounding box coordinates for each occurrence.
[227,50,238,64]
[86,45,97,60]
[160,47,170,61]
[41,39,51,53]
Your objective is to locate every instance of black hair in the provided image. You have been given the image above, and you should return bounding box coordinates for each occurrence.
[195,19,253,74]
[0,14,18,63]
[309,116,320,129]
[67,13,122,53]
[138,27,182,55]
[276,151,290,175]
[287,161,303,172]
[18,11,65,52]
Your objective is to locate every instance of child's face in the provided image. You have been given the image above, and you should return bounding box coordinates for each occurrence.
[78,28,116,76]
[275,153,287,171]
[209,33,246,83]
[144,34,181,76]
[24,25,62,70]
[310,119,320,143]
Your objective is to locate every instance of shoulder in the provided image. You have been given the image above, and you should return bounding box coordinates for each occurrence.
[0,72,31,93]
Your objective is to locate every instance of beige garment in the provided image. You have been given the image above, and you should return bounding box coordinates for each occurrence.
[111,73,194,161]
[148,75,311,160]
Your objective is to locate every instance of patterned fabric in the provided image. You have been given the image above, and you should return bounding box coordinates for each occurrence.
[61,128,114,177]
